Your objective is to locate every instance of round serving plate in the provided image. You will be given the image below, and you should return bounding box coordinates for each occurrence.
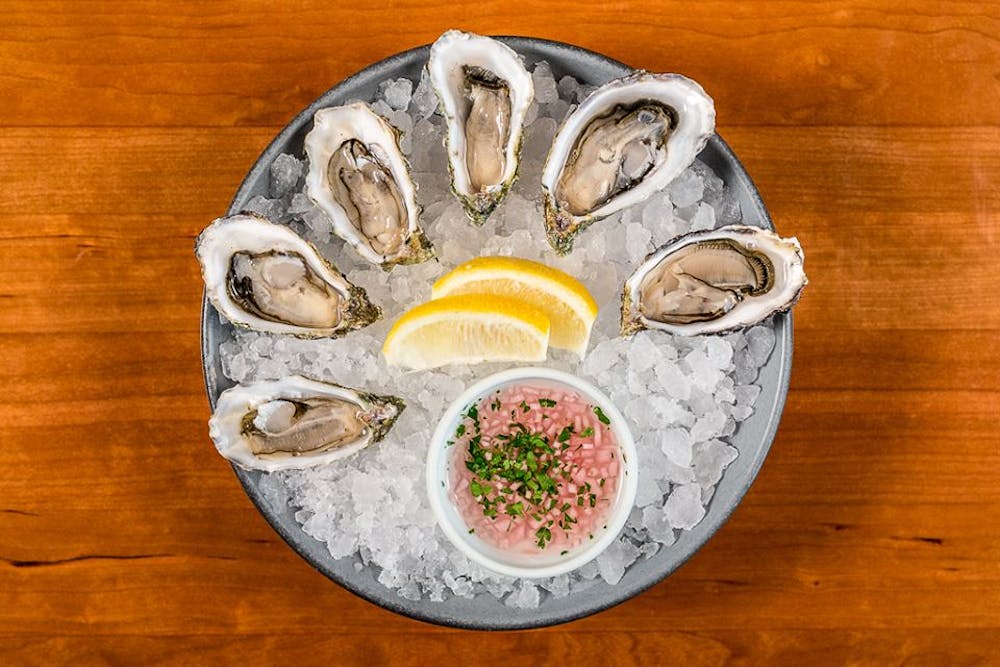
[200,36,792,630]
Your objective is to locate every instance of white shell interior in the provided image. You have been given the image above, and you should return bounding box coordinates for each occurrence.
[209,375,382,472]
[625,225,806,335]
[542,72,716,222]
[196,214,351,337]
[304,103,420,265]
[428,30,534,199]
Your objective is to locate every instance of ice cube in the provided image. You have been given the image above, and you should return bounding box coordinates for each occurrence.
[532,61,559,104]
[705,336,734,370]
[692,439,739,487]
[596,539,639,585]
[626,331,660,374]
[269,153,304,198]
[660,426,694,467]
[641,505,676,544]
[689,202,716,232]
[625,223,653,265]
[663,483,706,529]
[557,75,581,102]
[380,77,414,110]
[409,69,438,120]
[505,581,540,609]
[242,195,287,223]
[546,99,570,121]
[668,168,705,208]
[746,325,776,367]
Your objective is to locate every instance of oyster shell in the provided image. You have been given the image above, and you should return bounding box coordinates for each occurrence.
[196,213,381,338]
[305,103,433,267]
[428,30,533,224]
[209,375,404,472]
[542,72,715,254]
[621,225,806,336]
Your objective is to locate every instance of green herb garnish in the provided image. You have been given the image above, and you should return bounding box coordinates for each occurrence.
[505,502,524,517]
[593,406,610,425]
[460,392,611,552]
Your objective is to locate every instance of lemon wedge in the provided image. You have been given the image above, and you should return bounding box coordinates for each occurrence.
[432,256,598,357]
[383,294,550,370]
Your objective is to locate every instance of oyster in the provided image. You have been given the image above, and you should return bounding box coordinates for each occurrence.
[621,225,806,336]
[305,103,433,267]
[209,375,404,472]
[542,72,715,254]
[428,30,533,223]
[196,213,380,337]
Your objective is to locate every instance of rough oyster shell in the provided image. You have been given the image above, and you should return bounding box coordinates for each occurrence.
[542,72,715,254]
[428,30,534,224]
[196,213,381,338]
[621,225,806,336]
[305,102,433,268]
[209,375,405,472]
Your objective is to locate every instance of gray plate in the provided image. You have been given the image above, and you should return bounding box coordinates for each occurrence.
[200,37,792,630]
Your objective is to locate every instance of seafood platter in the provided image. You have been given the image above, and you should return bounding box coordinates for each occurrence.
[198,31,806,628]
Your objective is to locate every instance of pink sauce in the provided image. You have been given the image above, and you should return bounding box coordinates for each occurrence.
[449,383,620,554]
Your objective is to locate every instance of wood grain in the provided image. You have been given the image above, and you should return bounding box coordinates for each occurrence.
[2,2,999,665]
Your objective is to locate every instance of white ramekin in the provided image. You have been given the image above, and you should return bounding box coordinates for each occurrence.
[426,367,638,579]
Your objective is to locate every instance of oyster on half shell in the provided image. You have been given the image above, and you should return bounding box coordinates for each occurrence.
[621,225,806,336]
[196,213,381,338]
[542,72,715,254]
[428,30,534,224]
[305,103,433,268]
[209,375,404,472]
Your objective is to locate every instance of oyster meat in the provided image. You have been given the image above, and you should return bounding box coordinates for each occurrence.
[196,213,381,337]
[305,103,433,267]
[209,375,404,472]
[542,72,715,254]
[428,30,533,224]
[621,225,806,336]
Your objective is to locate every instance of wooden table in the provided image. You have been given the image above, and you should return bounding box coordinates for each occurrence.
[3,2,998,664]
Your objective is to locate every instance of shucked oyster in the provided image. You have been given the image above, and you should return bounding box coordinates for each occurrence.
[196,213,380,337]
[621,225,806,336]
[305,103,433,268]
[542,72,715,254]
[209,375,404,472]
[428,30,533,224]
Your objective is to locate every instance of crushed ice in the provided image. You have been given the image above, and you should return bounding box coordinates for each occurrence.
[229,62,773,607]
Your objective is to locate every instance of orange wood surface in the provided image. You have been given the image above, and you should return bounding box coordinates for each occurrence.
[2,2,999,665]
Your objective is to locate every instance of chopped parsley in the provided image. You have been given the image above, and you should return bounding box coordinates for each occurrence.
[593,406,610,425]
[454,390,613,551]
